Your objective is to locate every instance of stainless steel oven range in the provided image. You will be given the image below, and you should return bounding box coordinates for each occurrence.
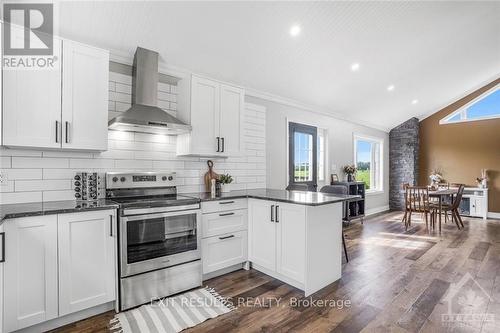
[106,171,202,311]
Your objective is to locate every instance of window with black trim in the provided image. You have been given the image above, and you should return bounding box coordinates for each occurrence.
[288,122,317,190]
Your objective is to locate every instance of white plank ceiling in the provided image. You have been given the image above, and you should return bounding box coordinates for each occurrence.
[55,1,500,131]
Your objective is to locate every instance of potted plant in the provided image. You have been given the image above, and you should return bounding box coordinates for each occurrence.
[219,173,234,192]
[342,165,357,182]
[476,169,488,188]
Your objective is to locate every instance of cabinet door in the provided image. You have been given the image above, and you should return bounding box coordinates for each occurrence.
[276,203,306,283]
[219,84,244,156]
[62,40,109,151]
[58,210,116,316]
[190,75,220,155]
[4,215,58,332]
[202,231,248,274]
[248,199,276,271]
[0,223,4,333]
[2,34,62,149]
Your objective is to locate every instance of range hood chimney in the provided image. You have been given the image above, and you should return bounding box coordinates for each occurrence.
[108,47,191,135]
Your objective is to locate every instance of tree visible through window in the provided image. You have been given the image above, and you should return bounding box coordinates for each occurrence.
[440,86,500,124]
[354,136,383,192]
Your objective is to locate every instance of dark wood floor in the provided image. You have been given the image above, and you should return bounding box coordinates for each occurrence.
[50,211,500,333]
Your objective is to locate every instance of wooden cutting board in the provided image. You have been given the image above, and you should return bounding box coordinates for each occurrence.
[204,160,219,192]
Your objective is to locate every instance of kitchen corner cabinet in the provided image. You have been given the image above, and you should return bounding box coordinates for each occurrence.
[2,210,116,332]
[2,38,109,151]
[176,74,244,157]
[248,199,343,296]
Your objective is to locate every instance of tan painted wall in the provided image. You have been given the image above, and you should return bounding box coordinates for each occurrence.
[419,78,500,213]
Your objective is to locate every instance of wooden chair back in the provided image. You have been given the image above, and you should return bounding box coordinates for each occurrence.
[406,186,430,212]
[450,184,465,210]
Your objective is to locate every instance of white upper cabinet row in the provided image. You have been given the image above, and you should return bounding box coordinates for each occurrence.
[176,74,245,157]
[2,30,109,151]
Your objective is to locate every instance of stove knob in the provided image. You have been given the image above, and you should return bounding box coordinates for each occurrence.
[75,187,81,192]
[74,175,81,181]
[74,181,81,187]
[168,176,173,181]
[112,177,118,182]
[162,176,167,181]
[120,177,126,182]
[74,193,81,199]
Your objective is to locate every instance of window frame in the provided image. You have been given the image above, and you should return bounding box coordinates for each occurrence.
[353,134,384,193]
[440,84,500,125]
[288,122,318,189]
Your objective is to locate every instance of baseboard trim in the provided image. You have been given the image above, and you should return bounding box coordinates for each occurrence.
[365,205,390,216]
[488,212,500,219]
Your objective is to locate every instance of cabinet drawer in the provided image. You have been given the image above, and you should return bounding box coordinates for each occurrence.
[202,231,248,274]
[202,209,247,238]
[201,198,247,213]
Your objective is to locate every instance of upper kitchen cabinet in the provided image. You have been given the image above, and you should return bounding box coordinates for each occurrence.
[176,74,244,157]
[61,40,109,151]
[2,37,109,151]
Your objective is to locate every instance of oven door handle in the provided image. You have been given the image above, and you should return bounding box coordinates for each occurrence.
[121,209,200,222]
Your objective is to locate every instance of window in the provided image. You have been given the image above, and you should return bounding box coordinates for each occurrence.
[317,129,326,182]
[289,122,317,190]
[440,86,500,124]
[354,135,383,192]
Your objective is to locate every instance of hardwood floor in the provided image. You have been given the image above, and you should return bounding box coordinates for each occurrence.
[50,211,500,333]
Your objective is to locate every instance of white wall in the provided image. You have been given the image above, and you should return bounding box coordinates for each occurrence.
[0,69,266,205]
[245,96,389,212]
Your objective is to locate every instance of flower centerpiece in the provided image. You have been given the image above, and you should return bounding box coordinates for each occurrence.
[218,173,234,192]
[429,169,443,188]
[343,164,357,182]
[476,169,488,189]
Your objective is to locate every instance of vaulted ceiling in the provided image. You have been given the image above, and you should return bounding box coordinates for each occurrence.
[56,1,500,131]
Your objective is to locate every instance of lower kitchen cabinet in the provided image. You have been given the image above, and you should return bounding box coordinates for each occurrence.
[58,211,116,316]
[2,210,116,332]
[247,199,276,271]
[202,231,248,274]
[3,215,59,332]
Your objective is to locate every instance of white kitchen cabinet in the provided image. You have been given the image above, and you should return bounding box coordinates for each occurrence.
[2,36,109,151]
[177,74,244,157]
[248,199,276,272]
[58,210,116,316]
[0,223,4,333]
[202,209,247,238]
[202,231,248,274]
[62,41,109,151]
[276,203,306,283]
[3,215,59,332]
[2,36,63,149]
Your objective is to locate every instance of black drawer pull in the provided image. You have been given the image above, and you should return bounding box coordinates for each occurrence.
[219,201,235,205]
[219,212,235,217]
[219,235,235,240]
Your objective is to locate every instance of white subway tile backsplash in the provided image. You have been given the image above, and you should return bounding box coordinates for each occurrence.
[2,72,266,203]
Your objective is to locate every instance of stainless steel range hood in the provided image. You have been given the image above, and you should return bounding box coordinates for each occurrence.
[108,47,191,135]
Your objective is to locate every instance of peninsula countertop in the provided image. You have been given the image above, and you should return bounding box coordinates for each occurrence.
[0,199,119,223]
[187,188,359,206]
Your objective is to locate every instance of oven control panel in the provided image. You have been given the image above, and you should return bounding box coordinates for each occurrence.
[106,172,177,189]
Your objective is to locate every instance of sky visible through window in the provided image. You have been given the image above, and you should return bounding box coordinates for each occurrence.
[356,140,371,162]
[466,89,500,119]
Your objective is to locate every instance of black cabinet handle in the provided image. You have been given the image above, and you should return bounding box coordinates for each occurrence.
[216,137,220,152]
[0,232,5,263]
[271,205,275,222]
[55,121,60,143]
[221,137,225,152]
[109,215,113,237]
[219,212,235,217]
[219,201,235,205]
[276,205,279,223]
[219,235,235,240]
[65,121,70,143]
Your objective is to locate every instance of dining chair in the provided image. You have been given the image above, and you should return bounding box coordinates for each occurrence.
[320,185,349,263]
[404,186,431,230]
[401,183,410,224]
[431,184,465,230]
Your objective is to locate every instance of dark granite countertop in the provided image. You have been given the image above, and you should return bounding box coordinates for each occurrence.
[0,199,119,223]
[186,188,359,206]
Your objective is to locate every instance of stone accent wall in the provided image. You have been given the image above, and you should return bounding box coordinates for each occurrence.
[389,118,419,210]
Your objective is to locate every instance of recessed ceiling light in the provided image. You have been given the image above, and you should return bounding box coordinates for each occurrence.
[290,25,301,37]
[412,99,419,105]
[351,63,360,72]
[387,85,395,92]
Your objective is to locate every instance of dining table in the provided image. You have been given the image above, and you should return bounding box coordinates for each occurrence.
[428,188,458,232]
